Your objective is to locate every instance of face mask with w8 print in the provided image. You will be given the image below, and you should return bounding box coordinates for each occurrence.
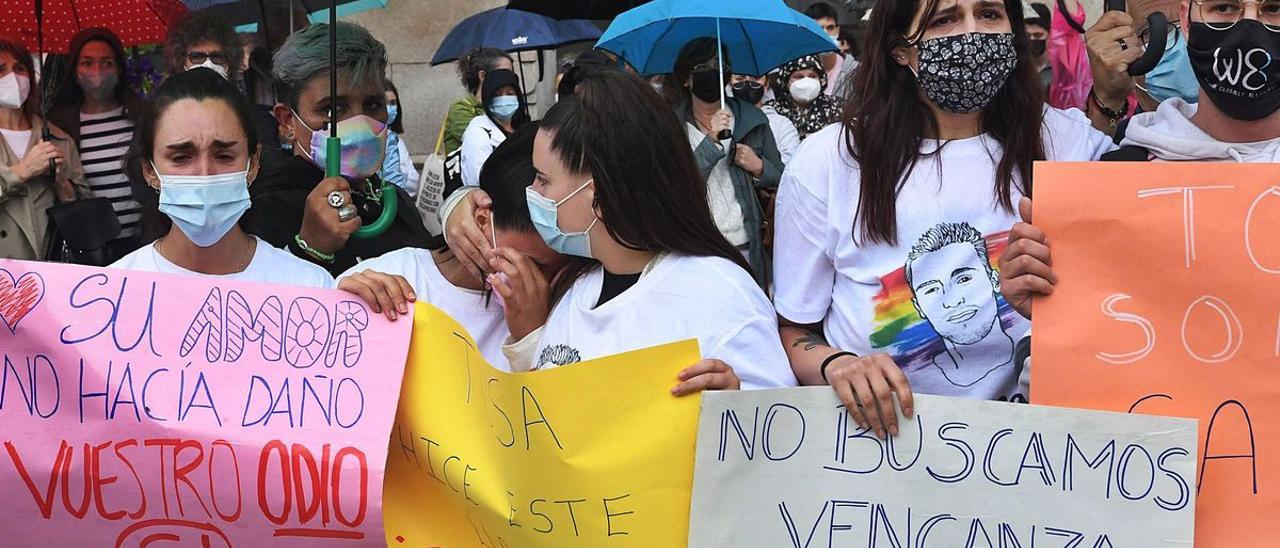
[1187,21,1280,121]
[914,32,1018,113]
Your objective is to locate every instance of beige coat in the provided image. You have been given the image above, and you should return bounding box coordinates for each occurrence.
[0,117,91,260]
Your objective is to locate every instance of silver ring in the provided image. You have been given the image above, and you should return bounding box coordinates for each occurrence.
[1117,38,1129,51]
[327,191,347,209]
[337,204,358,222]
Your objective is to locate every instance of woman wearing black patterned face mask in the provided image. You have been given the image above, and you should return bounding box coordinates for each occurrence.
[773,0,1117,439]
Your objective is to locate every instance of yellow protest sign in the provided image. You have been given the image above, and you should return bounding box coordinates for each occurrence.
[382,303,702,546]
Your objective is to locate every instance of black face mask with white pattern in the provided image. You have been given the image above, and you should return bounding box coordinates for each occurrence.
[913,32,1018,113]
[1187,21,1280,121]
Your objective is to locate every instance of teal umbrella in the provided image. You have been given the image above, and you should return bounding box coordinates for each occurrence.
[596,0,835,113]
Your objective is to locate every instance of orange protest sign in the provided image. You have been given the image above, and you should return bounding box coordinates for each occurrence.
[1032,162,1280,547]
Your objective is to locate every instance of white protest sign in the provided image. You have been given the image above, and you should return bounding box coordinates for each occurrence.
[689,389,1197,547]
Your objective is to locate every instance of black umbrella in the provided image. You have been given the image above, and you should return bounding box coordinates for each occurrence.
[506,0,650,21]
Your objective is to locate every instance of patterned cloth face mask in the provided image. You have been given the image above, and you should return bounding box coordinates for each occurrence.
[913,32,1019,113]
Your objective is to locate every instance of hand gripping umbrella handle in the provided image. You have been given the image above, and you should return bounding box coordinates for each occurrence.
[1104,0,1168,76]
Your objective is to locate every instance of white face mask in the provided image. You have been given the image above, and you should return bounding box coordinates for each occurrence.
[189,59,229,80]
[789,77,822,104]
[0,73,31,110]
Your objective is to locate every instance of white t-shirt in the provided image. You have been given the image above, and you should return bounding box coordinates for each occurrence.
[0,128,33,160]
[337,248,510,370]
[773,107,1114,402]
[111,236,335,289]
[762,106,801,165]
[532,253,798,390]
[459,115,505,187]
[686,122,749,246]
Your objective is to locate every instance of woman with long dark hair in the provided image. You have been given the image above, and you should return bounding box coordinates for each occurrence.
[48,28,151,261]
[337,122,573,367]
[508,70,796,393]
[773,0,1114,438]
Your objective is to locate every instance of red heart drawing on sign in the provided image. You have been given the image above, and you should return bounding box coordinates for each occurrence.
[0,269,45,334]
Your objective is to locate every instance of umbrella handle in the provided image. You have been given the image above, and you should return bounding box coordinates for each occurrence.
[716,18,733,141]
[351,182,399,240]
[325,137,341,177]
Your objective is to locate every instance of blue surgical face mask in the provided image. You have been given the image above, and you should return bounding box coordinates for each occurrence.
[153,162,252,247]
[387,104,400,126]
[1139,36,1200,105]
[490,95,519,121]
[526,180,597,258]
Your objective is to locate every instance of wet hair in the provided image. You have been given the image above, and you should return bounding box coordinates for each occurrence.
[805,2,841,22]
[839,27,861,57]
[846,0,1045,245]
[458,47,513,95]
[479,122,539,233]
[272,22,387,110]
[386,79,405,134]
[124,68,259,243]
[57,28,132,110]
[539,70,748,271]
[164,11,241,79]
[0,38,38,120]
[904,222,995,289]
[556,50,616,99]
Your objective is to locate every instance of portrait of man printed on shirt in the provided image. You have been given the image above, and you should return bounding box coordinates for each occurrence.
[905,222,1016,388]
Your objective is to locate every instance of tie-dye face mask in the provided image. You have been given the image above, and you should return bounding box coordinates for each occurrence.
[294,111,388,179]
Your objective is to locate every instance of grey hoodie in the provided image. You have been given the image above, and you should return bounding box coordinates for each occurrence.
[1121,98,1280,162]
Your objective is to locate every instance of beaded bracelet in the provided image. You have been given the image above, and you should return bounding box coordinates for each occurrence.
[293,234,336,264]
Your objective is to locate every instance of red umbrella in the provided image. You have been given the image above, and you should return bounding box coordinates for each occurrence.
[0,0,189,53]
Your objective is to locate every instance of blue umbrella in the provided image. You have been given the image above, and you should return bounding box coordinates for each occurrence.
[596,0,836,110]
[430,7,603,66]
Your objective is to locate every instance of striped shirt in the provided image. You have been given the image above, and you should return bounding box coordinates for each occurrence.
[79,108,139,239]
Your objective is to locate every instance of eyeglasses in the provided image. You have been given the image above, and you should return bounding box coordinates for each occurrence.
[1139,23,1183,50]
[1193,0,1280,32]
[187,51,229,65]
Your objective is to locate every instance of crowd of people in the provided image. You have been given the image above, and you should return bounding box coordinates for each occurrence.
[3,0,1278,438]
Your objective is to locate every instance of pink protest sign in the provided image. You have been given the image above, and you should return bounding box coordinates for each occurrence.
[0,260,410,546]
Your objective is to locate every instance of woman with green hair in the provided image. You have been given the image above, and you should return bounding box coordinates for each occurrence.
[245,22,431,277]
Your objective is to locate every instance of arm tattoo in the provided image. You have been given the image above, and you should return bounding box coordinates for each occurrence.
[792,330,828,351]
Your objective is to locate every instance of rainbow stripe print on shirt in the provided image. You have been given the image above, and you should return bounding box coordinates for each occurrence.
[869,226,1023,375]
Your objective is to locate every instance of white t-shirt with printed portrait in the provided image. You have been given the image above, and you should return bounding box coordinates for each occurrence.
[772,107,1115,402]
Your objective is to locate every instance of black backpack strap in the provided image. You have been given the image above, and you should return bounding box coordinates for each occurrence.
[1101,145,1152,161]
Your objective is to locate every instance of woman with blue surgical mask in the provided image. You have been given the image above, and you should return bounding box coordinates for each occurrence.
[112,68,333,288]
[499,70,797,393]
[460,69,529,187]
[379,80,420,197]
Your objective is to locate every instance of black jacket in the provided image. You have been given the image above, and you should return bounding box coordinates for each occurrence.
[246,147,430,275]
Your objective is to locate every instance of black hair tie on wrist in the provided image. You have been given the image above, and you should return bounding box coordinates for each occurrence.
[820,351,858,384]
